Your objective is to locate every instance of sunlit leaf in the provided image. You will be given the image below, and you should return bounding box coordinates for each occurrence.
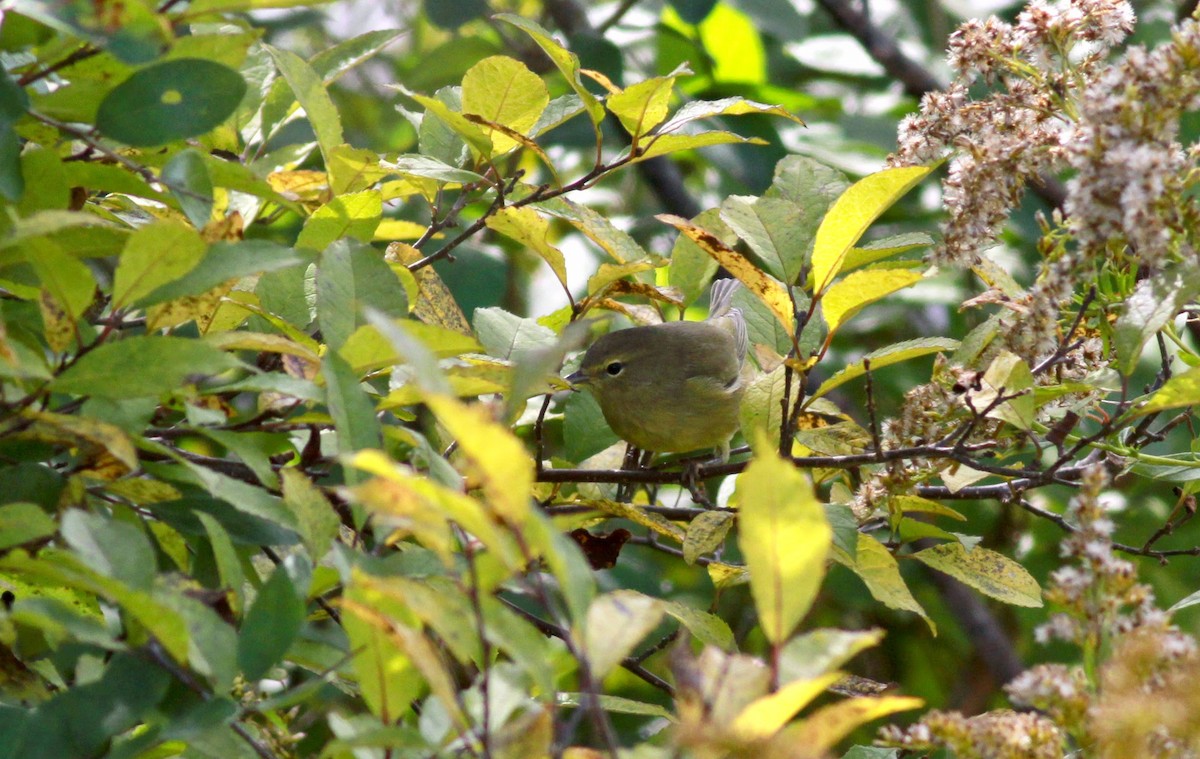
[811,165,933,294]
[735,438,830,644]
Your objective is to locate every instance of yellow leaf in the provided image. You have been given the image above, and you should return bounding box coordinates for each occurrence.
[584,591,664,678]
[820,267,922,335]
[731,672,843,739]
[811,165,933,294]
[658,214,794,337]
[734,436,830,644]
[781,694,924,752]
[460,55,549,154]
[607,76,673,136]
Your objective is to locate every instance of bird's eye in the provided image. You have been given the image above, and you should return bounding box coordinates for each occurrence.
[605,361,624,376]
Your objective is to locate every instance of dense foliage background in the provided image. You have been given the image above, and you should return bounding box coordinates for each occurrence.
[3,0,1200,757]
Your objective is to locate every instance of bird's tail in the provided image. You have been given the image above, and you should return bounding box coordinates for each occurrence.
[707,278,747,365]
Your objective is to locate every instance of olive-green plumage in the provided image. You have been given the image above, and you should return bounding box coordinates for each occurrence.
[567,279,749,458]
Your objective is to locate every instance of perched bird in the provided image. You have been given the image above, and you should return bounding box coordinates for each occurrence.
[567,278,749,461]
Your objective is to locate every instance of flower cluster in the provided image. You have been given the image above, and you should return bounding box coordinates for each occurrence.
[891,0,1135,267]
[879,708,1064,758]
[1064,19,1200,269]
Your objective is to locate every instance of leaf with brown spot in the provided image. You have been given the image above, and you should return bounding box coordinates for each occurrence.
[657,214,795,337]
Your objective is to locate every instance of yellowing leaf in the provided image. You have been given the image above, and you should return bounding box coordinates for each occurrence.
[386,242,471,335]
[735,439,830,644]
[461,55,549,154]
[811,165,933,294]
[295,190,382,252]
[820,267,922,335]
[426,395,534,524]
[584,590,664,678]
[842,533,934,634]
[658,214,794,337]
[111,220,207,309]
[374,218,431,240]
[731,672,843,739]
[579,497,687,543]
[486,206,568,294]
[683,510,734,565]
[607,76,674,137]
[1130,365,1200,417]
[342,573,465,727]
[911,543,1042,607]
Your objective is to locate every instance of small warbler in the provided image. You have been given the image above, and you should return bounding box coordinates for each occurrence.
[567,279,749,460]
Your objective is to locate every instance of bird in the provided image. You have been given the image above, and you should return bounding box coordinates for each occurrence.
[567,278,749,461]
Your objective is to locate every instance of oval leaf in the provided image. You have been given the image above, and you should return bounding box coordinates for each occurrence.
[911,542,1043,607]
[96,59,247,147]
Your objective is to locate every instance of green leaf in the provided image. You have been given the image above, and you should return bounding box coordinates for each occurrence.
[460,55,549,154]
[60,509,156,590]
[1115,263,1200,375]
[316,240,408,351]
[976,350,1035,430]
[342,569,426,723]
[473,307,558,363]
[296,191,383,252]
[720,195,811,284]
[659,96,804,133]
[95,59,247,147]
[266,45,344,166]
[668,208,727,305]
[142,240,307,305]
[821,267,923,335]
[280,468,340,561]
[735,441,831,644]
[630,131,765,163]
[384,154,486,184]
[162,149,214,228]
[23,238,94,350]
[112,219,207,308]
[238,562,306,680]
[811,165,933,294]
[394,84,494,157]
[662,599,734,650]
[556,692,674,720]
[911,542,1042,607]
[322,351,383,478]
[0,548,191,662]
[0,502,56,551]
[537,196,649,263]
[496,14,604,126]
[197,511,246,615]
[0,70,29,202]
[53,336,243,398]
[812,338,959,400]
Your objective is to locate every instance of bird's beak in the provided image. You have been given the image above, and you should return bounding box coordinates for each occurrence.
[565,370,588,389]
